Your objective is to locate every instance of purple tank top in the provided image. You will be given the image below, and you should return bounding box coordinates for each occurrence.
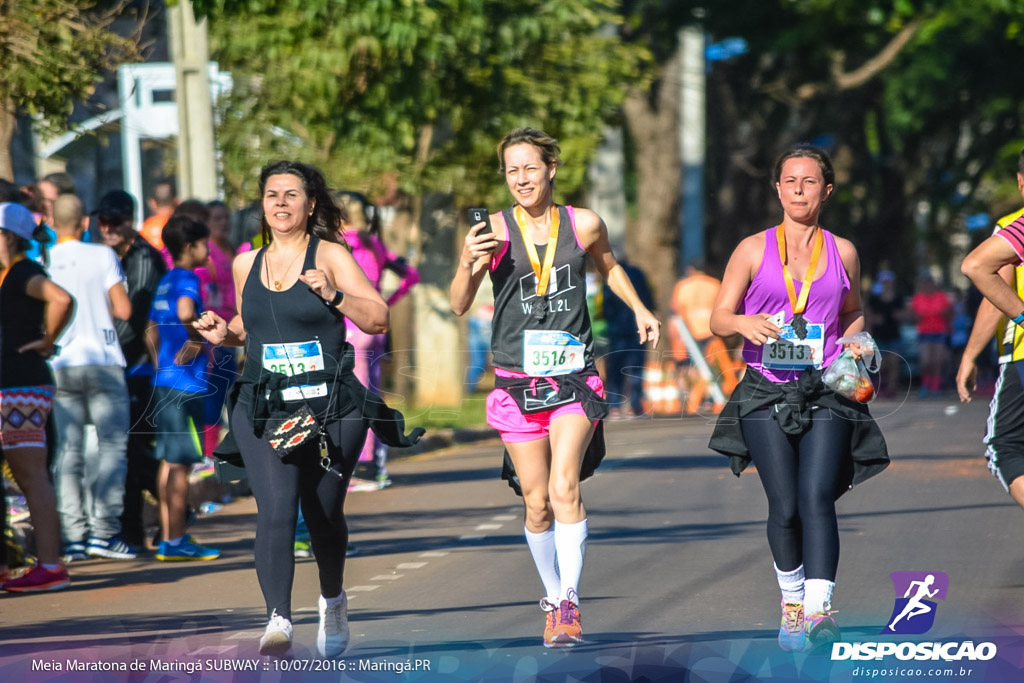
[741,226,850,383]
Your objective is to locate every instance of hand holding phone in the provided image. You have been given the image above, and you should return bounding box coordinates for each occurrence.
[467,207,492,235]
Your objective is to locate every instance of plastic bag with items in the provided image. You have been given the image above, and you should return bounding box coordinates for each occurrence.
[822,332,880,403]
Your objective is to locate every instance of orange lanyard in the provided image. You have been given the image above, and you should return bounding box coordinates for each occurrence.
[776,225,823,316]
[514,205,560,297]
[0,253,25,289]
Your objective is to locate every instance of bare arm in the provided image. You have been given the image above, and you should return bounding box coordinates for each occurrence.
[21,275,74,357]
[576,208,660,346]
[956,264,1013,402]
[304,241,389,334]
[108,281,131,321]
[709,233,782,345]
[836,237,865,337]
[450,218,500,316]
[962,234,1024,319]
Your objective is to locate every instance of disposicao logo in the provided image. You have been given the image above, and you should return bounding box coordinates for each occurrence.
[882,571,949,635]
[831,569,997,663]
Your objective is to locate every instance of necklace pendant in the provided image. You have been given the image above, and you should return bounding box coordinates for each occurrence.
[274,281,282,291]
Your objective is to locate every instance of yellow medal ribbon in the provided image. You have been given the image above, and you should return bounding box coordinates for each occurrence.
[514,205,560,297]
[776,225,824,317]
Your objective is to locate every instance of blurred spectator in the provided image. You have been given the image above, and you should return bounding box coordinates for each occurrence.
[338,191,419,491]
[195,200,238,457]
[49,195,135,560]
[866,270,909,398]
[467,303,494,393]
[670,261,723,409]
[37,172,75,229]
[93,189,167,548]
[140,179,178,251]
[146,215,218,561]
[0,202,74,592]
[602,258,655,417]
[910,273,953,397]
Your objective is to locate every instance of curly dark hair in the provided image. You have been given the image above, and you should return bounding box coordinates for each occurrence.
[258,161,347,247]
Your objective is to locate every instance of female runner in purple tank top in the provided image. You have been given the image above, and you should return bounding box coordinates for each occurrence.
[450,128,659,648]
[709,145,889,652]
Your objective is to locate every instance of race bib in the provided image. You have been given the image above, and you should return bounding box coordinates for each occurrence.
[762,319,825,369]
[263,340,324,376]
[523,330,586,377]
[263,340,328,402]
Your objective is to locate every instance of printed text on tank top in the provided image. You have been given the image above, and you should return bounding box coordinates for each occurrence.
[762,226,827,370]
[488,205,594,375]
[515,206,584,376]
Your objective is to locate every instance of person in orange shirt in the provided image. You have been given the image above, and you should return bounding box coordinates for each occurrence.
[670,261,723,405]
[139,180,178,251]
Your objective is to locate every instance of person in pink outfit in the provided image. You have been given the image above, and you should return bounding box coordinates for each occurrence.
[337,192,419,490]
[195,200,238,456]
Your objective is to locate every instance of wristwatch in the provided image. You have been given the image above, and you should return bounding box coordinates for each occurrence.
[1012,311,1024,326]
[328,290,344,308]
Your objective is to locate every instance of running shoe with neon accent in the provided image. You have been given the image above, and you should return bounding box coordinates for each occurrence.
[778,600,806,651]
[804,611,840,651]
[294,540,312,558]
[540,598,559,647]
[550,591,583,647]
[259,610,293,657]
[156,535,220,561]
[3,564,70,593]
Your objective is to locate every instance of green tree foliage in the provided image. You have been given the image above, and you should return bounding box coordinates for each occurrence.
[203,0,649,207]
[0,0,141,180]
[622,0,1024,284]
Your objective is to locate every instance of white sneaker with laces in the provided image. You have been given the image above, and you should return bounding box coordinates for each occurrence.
[318,592,350,658]
[259,610,293,656]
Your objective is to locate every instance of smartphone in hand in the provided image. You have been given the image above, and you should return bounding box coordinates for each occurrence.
[467,207,492,235]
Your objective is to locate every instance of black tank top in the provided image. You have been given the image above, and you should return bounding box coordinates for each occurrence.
[238,235,347,414]
[488,205,593,373]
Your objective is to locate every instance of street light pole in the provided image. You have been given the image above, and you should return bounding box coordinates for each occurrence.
[169,0,217,200]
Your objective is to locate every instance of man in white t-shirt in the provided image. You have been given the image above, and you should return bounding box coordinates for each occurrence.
[49,195,135,560]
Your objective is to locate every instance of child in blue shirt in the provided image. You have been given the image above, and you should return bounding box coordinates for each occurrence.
[146,215,220,561]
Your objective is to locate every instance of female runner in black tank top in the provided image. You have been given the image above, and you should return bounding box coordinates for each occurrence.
[450,128,660,648]
[194,161,421,659]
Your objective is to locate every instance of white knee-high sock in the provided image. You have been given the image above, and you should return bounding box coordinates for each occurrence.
[524,527,560,600]
[555,518,588,604]
[775,563,805,603]
[804,578,835,615]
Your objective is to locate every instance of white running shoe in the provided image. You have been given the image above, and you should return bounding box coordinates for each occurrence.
[259,610,293,657]
[317,592,350,658]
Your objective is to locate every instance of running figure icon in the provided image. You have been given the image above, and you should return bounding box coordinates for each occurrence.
[888,574,939,631]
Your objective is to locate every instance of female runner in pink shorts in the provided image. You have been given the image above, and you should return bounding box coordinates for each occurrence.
[450,127,659,647]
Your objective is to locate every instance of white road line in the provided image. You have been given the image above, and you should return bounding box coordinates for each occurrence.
[396,562,427,570]
[475,524,502,530]
[347,585,380,592]
[371,574,404,581]
[420,551,449,558]
[491,515,517,521]
[226,631,262,641]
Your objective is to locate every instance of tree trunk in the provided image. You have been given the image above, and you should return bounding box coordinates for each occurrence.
[622,53,681,318]
[0,97,16,182]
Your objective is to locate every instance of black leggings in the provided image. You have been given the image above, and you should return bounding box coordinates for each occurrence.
[740,408,853,581]
[232,401,367,620]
